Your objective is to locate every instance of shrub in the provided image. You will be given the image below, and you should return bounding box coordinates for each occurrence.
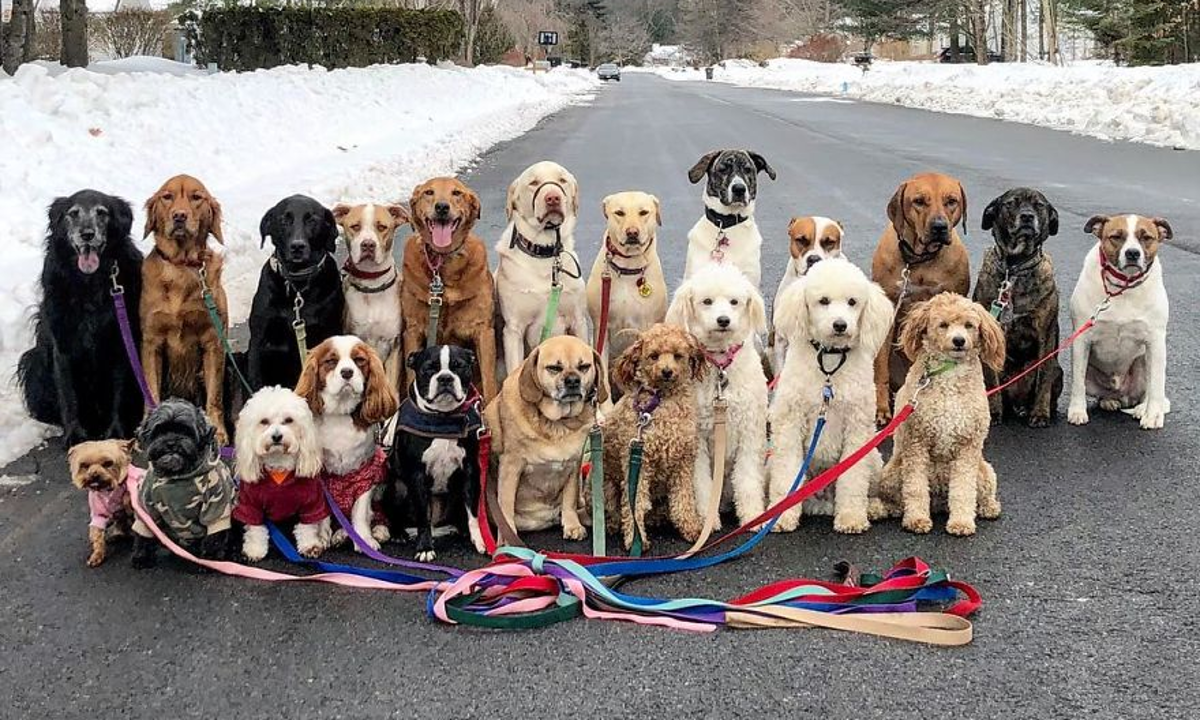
[94,9,175,59]
[787,33,847,63]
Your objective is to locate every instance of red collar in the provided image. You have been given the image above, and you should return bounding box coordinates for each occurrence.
[343,258,392,280]
[1098,246,1151,297]
[703,342,743,371]
[605,234,654,259]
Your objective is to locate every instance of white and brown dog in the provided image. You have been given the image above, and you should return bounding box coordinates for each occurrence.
[333,203,407,386]
[586,191,668,376]
[771,216,844,371]
[296,336,399,551]
[1068,214,1173,430]
[494,161,588,374]
[684,149,776,287]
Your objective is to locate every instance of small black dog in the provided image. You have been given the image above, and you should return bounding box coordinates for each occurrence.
[974,188,1063,427]
[385,345,485,561]
[18,190,145,444]
[247,195,345,390]
[130,398,236,568]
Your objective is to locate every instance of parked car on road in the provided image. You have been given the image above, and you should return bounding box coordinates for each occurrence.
[938,47,1004,63]
[596,63,621,81]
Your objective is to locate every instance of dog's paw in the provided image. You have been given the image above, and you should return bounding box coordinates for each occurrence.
[1067,404,1089,426]
[562,523,588,542]
[771,510,800,533]
[1098,397,1122,412]
[214,426,230,448]
[945,517,977,537]
[242,543,268,563]
[329,529,348,547]
[354,534,381,553]
[298,542,325,559]
[833,513,870,535]
[978,498,1002,520]
[371,524,391,544]
[415,549,437,563]
[875,408,893,428]
[86,550,106,568]
[1139,406,1165,430]
[1027,413,1051,428]
[902,515,933,534]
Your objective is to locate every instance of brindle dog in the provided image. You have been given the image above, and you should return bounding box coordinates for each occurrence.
[973,188,1063,427]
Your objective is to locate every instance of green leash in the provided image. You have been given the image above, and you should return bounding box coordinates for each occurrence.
[627,438,645,557]
[540,282,562,343]
[199,266,253,395]
[586,424,605,557]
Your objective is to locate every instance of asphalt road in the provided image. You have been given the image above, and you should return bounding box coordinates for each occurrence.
[3,73,1199,719]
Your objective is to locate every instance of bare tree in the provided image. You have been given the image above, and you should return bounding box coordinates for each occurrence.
[595,11,651,64]
[94,10,174,59]
[495,0,567,56]
[3,0,37,74]
[60,0,88,67]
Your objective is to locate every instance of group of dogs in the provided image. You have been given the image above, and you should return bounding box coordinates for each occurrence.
[20,150,1173,570]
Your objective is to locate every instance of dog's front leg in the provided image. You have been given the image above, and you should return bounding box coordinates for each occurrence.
[873,327,895,426]
[1135,330,1168,430]
[496,455,523,544]
[242,524,270,561]
[502,323,526,375]
[87,526,108,567]
[1067,333,1092,425]
[731,423,767,528]
[400,322,426,391]
[560,471,587,541]
[293,522,326,558]
[140,333,163,408]
[984,364,1004,425]
[49,341,84,444]
[409,469,436,561]
[349,491,380,552]
[570,305,592,346]
[1029,323,1061,427]
[766,414,812,532]
[945,448,983,536]
[474,324,499,402]
[690,437,714,527]
[201,332,228,446]
[667,462,705,543]
[833,436,880,534]
[899,444,933,534]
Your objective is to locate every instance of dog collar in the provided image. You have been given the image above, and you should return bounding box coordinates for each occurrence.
[898,236,948,266]
[705,206,748,230]
[632,388,661,417]
[998,247,1045,276]
[271,253,329,283]
[346,268,398,295]
[153,247,206,269]
[809,340,850,382]
[604,235,653,297]
[703,343,744,371]
[510,226,561,259]
[1098,246,1152,297]
[343,258,392,280]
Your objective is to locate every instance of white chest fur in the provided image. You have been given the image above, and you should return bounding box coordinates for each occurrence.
[317,415,376,475]
[344,274,401,359]
[422,439,466,493]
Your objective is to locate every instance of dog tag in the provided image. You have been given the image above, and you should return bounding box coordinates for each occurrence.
[637,279,653,298]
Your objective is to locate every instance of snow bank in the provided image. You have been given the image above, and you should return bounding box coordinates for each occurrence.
[655,59,1200,150]
[0,62,597,465]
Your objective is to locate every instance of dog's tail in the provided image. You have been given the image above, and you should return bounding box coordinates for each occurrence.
[17,333,59,425]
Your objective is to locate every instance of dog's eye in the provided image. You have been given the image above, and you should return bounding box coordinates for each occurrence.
[672,353,682,362]
[350,224,361,232]
[964,322,975,330]
[945,197,959,206]
[260,418,270,426]
[354,357,367,368]
[161,193,173,202]
[939,321,950,329]
[912,197,927,207]
[102,459,114,468]
[452,189,463,197]
[730,299,740,306]
[69,208,81,218]
[578,363,592,373]
[528,180,539,188]
[639,210,649,216]
[614,210,625,217]
[283,417,294,424]
[424,189,435,196]
[96,207,109,217]
[818,297,830,306]
[191,193,204,202]
[546,364,563,375]
[702,298,714,306]
[848,298,857,307]
[375,224,387,233]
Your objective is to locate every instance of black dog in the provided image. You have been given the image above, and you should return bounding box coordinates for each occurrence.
[974,188,1063,427]
[385,345,484,561]
[18,190,144,445]
[247,195,344,390]
[130,398,236,568]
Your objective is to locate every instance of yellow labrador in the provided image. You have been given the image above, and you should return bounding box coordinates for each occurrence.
[484,335,607,540]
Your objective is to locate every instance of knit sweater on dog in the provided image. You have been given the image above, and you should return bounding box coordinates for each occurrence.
[324,446,386,524]
[88,483,129,530]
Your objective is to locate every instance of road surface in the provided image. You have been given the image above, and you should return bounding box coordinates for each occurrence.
[3,73,1198,719]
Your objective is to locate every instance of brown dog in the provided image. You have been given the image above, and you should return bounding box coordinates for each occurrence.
[400,177,498,401]
[484,336,607,542]
[140,174,230,444]
[871,173,971,425]
[69,439,135,567]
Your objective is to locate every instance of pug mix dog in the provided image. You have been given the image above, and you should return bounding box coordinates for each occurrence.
[483,336,607,542]
[974,188,1063,427]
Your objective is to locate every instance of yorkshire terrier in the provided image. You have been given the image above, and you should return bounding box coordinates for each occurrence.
[68,439,135,567]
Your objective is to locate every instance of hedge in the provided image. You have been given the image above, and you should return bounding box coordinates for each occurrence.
[184,7,463,71]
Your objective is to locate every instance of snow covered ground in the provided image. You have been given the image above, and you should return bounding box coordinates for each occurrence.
[0,59,597,465]
[653,59,1200,150]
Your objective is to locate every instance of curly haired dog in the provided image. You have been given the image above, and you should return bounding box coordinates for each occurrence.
[879,293,1006,536]
[768,258,894,534]
[602,324,706,550]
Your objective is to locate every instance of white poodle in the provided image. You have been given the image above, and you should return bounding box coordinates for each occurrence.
[233,386,329,561]
[768,258,894,533]
[665,263,769,528]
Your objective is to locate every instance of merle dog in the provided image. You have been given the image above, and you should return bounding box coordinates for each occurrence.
[18,190,144,444]
[684,149,777,286]
[974,187,1063,427]
[385,345,485,561]
[247,195,344,390]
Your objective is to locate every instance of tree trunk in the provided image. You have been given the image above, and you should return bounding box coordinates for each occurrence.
[950,11,962,61]
[970,2,989,65]
[1020,0,1028,61]
[61,0,89,68]
[460,0,479,66]
[3,0,36,74]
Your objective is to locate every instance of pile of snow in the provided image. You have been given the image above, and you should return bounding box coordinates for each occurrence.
[643,44,690,67]
[25,56,208,78]
[0,61,597,465]
[655,59,1200,150]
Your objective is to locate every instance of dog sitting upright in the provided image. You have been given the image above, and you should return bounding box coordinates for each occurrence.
[771,216,844,371]
[69,439,135,567]
[130,399,236,567]
[684,149,776,287]
[973,188,1062,427]
[386,345,486,561]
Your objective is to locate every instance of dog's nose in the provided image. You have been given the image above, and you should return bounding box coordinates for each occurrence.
[361,239,376,253]
[288,240,307,255]
[434,201,450,216]
[270,430,283,444]
[730,183,747,198]
[952,335,967,349]
[832,319,848,334]
[930,217,949,235]
[806,254,822,268]
[437,374,454,386]
[172,211,187,223]
[625,227,639,240]
[340,368,354,380]
[660,367,675,380]
[80,229,96,242]
[563,374,581,390]
[716,315,731,329]
[1124,247,1142,263]
[1019,211,1036,225]
[544,192,562,207]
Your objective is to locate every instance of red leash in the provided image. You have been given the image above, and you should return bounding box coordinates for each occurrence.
[985,318,1095,398]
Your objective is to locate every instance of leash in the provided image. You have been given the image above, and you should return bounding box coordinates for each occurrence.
[109,265,156,409]
[197,263,253,396]
[269,255,331,367]
[626,389,661,557]
[593,236,653,356]
[423,245,446,349]
[586,422,605,557]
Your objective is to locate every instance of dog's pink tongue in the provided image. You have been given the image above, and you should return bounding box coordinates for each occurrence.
[77,249,100,275]
[431,222,454,249]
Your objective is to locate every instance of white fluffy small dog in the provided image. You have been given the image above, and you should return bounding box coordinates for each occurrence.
[666,263,769,527]
[768,258,894,533]
[772,216,844,371]
[233,386,328,561]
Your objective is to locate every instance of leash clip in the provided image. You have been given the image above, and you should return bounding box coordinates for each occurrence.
[896,265,912,312]
[109,264,124,296]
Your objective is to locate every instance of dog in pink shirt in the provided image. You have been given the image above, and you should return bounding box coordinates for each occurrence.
[69,439,135,567]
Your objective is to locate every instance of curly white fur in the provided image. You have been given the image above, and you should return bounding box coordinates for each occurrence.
[665,263,769,527]
[767,258,894,533]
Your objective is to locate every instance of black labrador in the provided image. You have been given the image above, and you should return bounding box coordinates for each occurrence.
[18,190,145,444]
[247,195,345,390]
[973,187,1063,427]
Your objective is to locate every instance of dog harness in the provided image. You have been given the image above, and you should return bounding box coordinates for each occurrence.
[394,390,483,440]
[233,472,329,527]
[88,483,130,530]
[323,448,388,526]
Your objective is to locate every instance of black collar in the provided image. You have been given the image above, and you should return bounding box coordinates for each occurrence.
[809,340,850,378]
[271,253,330,289]
[510,226,561,259]
[705,206,748,230]
[1000,249,1045,277]
[347,269,398,295]
[898,236,948,266]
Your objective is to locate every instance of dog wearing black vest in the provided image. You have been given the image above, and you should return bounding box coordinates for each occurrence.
[385,344,486,561]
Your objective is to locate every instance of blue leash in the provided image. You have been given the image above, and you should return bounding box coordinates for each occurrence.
[265,522,436,585]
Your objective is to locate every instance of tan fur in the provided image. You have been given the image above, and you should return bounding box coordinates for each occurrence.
[787,216,843,260]
[482,336,606,540]
[400,177,498,401]
[601,325,704,550]
[68,439,134,567]
[140,174,230,445]
[872,172,972,426]
[294,338,398,427]
[880,294,1004,536]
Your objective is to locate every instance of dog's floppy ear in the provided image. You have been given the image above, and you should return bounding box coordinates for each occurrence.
[860,280,895,356]
[463,183,482,225]
[48,196,72,236]
[568,175,580,216]
[976,303,1007,372]
[1047,200,1059,237]
[1085,215,1109,238]
[293,408,323,479]
[142,193,159,240]
[108,196,134,242]
[318,205,339,254]
[409,182,429,233]
[772,279,809,342]
[957,182,968,234]
[518,348,543,405]
[258,204,276,250]
[887,181,909,238]
[611,338,643,394]
[664,282,696,332]
[332,203,352,221]
[981,195,1000,232]
[506,177,519,220]
[687,151,721,184]
[353,347,399,428]
[898,299,933,362]
[233,404,261,483]
[601,195,612,220]
[294,350,325,415]
[650,194,662,227]
[406,350,423,370]
[206,195,225,245]
[590,349,609,404]
[748,151,777,181]
[685,331,708,381]
[747,285,768,336]
[386,204,410,226]
[1153,217,1173,240]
